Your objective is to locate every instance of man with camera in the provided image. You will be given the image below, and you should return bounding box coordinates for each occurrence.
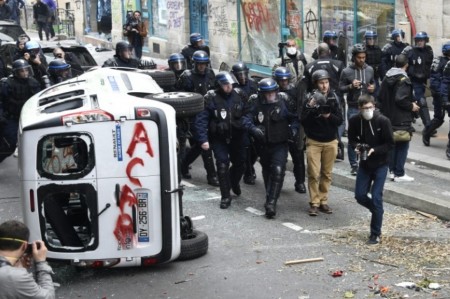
[348,95,394,245]
[123,10,147,59]
[0,220,55,298]
[301,70,343,216]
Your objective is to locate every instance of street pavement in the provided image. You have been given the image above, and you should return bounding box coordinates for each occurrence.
[0,31,448,298]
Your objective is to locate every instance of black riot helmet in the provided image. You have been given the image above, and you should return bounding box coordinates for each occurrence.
[231,62,249,85]
[215,71,238,86]
[48,59,72,83]
[442,42,450,56]
[273,67,292,81]
[323,30,338,44]
[192,50,209,74]
[414,31,429,43]
[311,69,330,85]
[167,53,187,75]
[12,59,33,79]
[115,41,133,58]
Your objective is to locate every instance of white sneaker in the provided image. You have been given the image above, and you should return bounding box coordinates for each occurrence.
[394,174,414,182]
[13,147,19,158]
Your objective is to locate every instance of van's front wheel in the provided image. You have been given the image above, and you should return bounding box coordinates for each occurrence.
[177,230,208,261]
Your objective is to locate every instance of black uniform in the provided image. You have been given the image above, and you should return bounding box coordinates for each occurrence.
[0,76,40,162]
[243,92,299,217]
[177,68,219,186]
[194,88,246,208]
[181,44,210,70]
[380,41,408,79]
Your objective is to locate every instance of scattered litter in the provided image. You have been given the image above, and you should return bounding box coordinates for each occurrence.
[331,270,343,277]
[282,222,303,231]
[428,283,441,290]
[191,215,205,221]
[301,229,311,233]
[174,279,191,284]
[284,257,324,266]
[395,282,415,289]
[255,259,264,264]
[343,291,355,298]
[416,210,438,220]
[245,207,265,216]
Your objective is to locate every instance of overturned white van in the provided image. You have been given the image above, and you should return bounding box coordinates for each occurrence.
[18,68,207,267]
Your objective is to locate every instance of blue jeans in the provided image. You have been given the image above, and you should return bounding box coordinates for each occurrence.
[347,106,359,167]
[389,141,409,177]
[354,164,388,236]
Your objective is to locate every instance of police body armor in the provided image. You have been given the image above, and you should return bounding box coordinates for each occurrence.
[103,56,140,68]
[251,92,290,144]
[382,42,408,74]
[366,45,382,79]
[430,56,450,94]
[280,83,298,114]
[207,89,244,140]
[404,45,433,82]
[178,69,215,95]
[3,77,40,119]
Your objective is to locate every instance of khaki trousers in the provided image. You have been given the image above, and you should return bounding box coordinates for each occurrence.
[306,138,338,207]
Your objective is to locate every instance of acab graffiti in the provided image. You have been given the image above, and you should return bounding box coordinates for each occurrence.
[114,122,154,250]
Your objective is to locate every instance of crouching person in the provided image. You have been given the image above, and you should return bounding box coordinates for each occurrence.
[348,95,394,244]
[243,78,299,218]
[0,220,55,298]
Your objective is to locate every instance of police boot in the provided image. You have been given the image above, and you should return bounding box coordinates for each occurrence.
[217,163,232,209]
[264,166,285,218]
[291,147,306,193]
[422,119,444,146]
[202,149,219,187]
[243,147,256,185]
[446,141,450,160]
[230,163,245,196]
[419,98,432,129]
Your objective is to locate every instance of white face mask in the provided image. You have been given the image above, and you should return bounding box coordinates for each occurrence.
[286,47,297,55]
[362,109,374,120]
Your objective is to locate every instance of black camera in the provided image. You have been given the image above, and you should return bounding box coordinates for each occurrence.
[25,242,41,254]
[317,104,331,114]
[356,143,370,161]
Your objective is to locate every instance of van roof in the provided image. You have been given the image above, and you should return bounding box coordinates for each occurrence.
[20,68,174,130]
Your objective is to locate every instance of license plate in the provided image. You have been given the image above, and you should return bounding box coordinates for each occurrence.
[137,192,150,242]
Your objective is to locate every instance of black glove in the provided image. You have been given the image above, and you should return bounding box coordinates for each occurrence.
[250,127,265,142]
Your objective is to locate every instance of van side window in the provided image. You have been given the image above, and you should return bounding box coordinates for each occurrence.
[37,134,94,179]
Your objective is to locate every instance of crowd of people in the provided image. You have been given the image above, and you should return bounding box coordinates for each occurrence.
[1,27,450,294]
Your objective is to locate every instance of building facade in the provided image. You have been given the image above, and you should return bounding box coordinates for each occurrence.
[65,0,449,73]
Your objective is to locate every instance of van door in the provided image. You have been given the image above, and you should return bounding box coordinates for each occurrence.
[22,116,177,261]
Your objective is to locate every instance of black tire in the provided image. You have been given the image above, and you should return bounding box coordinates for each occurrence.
[177,230,208,261]
[145,92,204,118]
[142,70,176,91]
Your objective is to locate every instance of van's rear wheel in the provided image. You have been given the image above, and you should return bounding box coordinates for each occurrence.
[145,92,204,118]
[178,230,208,261]
[143,70,176,91]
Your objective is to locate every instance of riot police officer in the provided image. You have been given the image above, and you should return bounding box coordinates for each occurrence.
[423,42,450,157]
[273,67,306,193]
[364,30,382,98]
[230,62,258,185]
[167,53,187,81]
[402,31,434,131]
[194,72,247,209]
[312,31,339,61]
[243,78,299,218]
[0,59,40,163]
[177,50,219,186]
[47,59,72,85]
[380,29,408,79]
[103,41,156,69]
[24,41,49,89]
[181,33,211,69]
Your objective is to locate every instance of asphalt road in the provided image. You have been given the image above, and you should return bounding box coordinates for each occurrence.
[0,32,449,299]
